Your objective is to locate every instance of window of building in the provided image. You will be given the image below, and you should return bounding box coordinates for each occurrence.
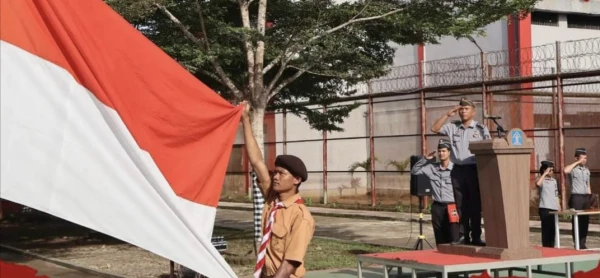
[567,14,600,30]
[531,11,559,27]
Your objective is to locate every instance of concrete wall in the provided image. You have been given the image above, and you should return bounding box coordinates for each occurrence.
[225,5,600,202]
[535,0,600,15]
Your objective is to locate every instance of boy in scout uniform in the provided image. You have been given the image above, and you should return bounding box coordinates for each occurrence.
[564,148,592,249]
[430,97,490,246]
[411,139,460,246]
[536,160,560,248]
[240,101,315,278]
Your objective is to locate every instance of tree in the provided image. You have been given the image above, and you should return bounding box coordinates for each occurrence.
[106,0,539,153]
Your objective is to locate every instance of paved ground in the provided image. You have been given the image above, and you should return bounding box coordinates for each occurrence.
[215,208,600,250]
[218,202,600,235]
[2,202,598,278]
[302,261,600,278]
[217,205,600,278]
[0,249,102,278]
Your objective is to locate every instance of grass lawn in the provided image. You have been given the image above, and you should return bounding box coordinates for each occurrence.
[213,226,400,276]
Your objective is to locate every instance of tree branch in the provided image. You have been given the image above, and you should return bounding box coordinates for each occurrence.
[155,3,243,99]
[263,8,403,74]
[350,0,371,21]
[193,0,211,50]
[198,69,224,86]
[254,0,268,100]
[287,65,348,78]
[268,69,306,100]
[265,59,288,94]
[238,0,255,98]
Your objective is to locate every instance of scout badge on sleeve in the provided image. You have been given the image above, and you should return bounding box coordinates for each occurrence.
[447,203,460,223]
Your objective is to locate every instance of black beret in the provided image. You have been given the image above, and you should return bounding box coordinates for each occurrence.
[575,148,586,156]
[459,97,475,107]
[275,155,307,182]
[438,139,452,150]
[541,160,554,168]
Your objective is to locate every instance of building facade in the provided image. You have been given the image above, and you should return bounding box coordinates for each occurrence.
[225,1,600,204]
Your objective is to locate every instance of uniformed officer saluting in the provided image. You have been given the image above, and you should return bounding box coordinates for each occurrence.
[564,147,592,249]
[240,101,316,278]
[536,160,560,248]
[430,97,490,246]
[411,139,460,246]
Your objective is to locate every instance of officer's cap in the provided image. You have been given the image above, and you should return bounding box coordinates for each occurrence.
[459,97,475,107]
[541,160,554,168]
[438,139,452,150]
[575,148,586,157]
[275,155,308,182]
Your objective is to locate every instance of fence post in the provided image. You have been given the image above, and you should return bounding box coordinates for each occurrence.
[487,65,494,128]
[322,105,328,205]
[420,91,426,155]
[551,68,559,175]
[481,52,488,118]
[555,41,567,210]
[368,89,376,207]
[283,108,287,155]
[419,59,428,207]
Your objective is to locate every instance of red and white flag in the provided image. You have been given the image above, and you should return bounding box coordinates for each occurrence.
[0,0,241,277]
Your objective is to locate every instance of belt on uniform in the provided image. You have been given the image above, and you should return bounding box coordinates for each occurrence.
[453,164,477,169]
[433,201,455,206]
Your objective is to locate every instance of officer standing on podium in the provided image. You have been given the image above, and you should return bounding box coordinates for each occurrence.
[430,97,490,246]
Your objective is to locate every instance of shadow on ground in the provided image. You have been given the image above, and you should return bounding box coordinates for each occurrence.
[0,211,123,251]
[216,208,433,249]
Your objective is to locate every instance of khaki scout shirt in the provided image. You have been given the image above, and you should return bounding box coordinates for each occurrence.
[260,193,315,278]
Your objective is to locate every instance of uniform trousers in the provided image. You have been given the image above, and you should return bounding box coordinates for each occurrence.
[431,202,460,246]
[538,208,557,248]
[569,194,591,248]
[450,164,482,241]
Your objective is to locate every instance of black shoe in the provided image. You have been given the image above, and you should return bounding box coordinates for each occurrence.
[451,236,468,245]
[472,239,486,246]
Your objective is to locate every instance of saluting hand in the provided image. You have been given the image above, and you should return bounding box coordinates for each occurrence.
[578,156,587,165]
[425,151,436,160]
[447,105,460,117]
[543,167,552,176]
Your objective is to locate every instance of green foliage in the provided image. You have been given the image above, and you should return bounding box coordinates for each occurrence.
[386,158,411,175]
[348,157,380,176]
[107,0,539,132]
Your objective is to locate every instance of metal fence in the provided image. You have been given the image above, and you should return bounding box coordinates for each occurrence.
[222,37,600,215]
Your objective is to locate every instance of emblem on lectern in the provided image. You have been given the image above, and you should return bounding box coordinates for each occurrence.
[507,128,527,147]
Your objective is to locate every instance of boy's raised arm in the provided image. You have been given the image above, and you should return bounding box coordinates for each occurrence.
[240,101,271,197]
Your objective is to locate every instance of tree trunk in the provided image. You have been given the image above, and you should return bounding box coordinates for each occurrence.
[248,105,266,259]
[250,106,266,161]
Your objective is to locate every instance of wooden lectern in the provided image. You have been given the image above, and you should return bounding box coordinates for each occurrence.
[438,128,543,260]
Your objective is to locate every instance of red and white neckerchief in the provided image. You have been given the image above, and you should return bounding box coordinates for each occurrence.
[254,197,304,278]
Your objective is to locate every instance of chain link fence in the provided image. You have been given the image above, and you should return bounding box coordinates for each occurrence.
[222,37,600,216]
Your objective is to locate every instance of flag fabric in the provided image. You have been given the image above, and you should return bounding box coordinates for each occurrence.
[0,260,50,278]
[0,0,241,277]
